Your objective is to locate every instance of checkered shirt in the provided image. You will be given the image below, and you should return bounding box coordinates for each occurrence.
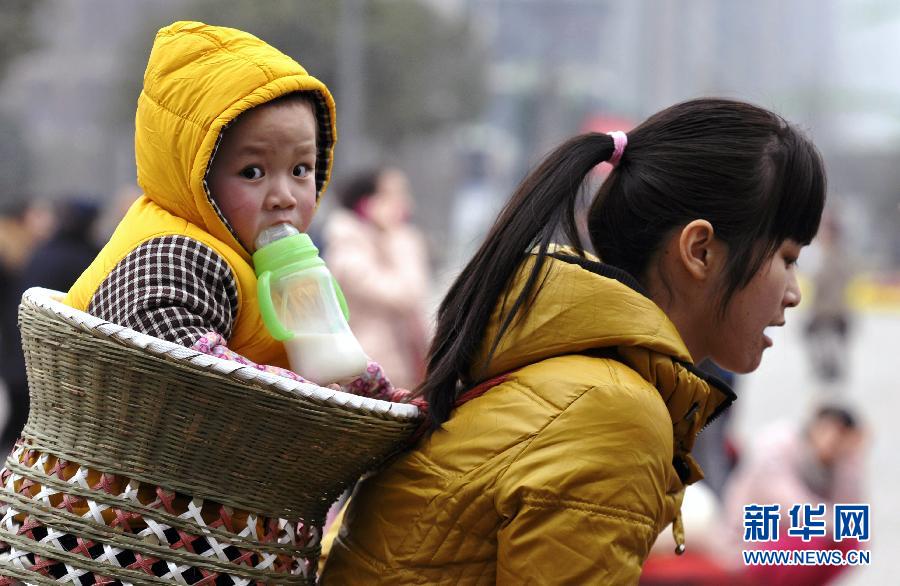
[88,236,238,346]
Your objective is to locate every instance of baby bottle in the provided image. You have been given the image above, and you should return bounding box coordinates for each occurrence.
[253,224,368,385]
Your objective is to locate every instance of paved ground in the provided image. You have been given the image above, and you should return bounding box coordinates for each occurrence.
[731,307,899,585]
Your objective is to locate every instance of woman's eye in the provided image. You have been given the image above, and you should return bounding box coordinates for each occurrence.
[240,166,263,180]
[293,164,311,178]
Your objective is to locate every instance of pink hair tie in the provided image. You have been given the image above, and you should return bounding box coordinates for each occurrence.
[607,131,628,167]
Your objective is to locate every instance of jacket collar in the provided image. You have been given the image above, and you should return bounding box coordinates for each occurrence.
[615,345,735,483]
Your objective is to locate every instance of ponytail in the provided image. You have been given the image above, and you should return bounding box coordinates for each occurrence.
[420,132,616,429]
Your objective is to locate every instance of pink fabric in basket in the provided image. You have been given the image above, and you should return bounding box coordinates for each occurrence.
[190,332,420,404]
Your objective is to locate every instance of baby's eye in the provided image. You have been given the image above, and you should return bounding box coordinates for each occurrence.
[240,166,263,180]
[293,164,311,178]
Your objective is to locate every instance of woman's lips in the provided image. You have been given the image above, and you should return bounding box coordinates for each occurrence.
[763,325,780,348]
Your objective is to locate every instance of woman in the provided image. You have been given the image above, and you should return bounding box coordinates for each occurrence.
[322,98,825,584]
[322,168,431,390]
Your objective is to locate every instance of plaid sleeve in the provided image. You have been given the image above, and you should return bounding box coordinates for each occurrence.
[87,236,239,346]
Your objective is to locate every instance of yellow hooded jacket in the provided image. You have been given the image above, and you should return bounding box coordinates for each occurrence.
[64,21,336,365]
[322,251,734,584]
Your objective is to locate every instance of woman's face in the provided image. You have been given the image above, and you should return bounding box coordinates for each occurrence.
[365,169,413,229]
[706,239,804,373]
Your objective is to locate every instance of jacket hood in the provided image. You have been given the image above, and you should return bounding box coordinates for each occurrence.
[475,249,736,484]
[135,21,337,262]
[476,249,693,379]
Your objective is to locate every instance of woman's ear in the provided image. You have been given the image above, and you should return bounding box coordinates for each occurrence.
[677,219,719,281]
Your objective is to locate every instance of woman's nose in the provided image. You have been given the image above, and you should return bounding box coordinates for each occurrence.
[785,272,802,308]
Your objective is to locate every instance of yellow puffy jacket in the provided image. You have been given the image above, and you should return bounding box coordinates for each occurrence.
[323,251,734,584]
[64,21,336,365]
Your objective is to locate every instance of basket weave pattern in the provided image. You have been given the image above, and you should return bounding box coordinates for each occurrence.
[0,444,313,584]
[0,289,422,583]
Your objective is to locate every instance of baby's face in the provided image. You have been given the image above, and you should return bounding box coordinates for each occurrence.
[207,100,318,252]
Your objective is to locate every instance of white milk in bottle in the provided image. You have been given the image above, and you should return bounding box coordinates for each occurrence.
[254,224,368,385]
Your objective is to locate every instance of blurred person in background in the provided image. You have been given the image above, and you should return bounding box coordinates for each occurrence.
[0,200,54,278]
[20,197,101,293]
[322,167,432,390]
[804,213,854,384]
[724,405,865,586]
[0,198,55,450]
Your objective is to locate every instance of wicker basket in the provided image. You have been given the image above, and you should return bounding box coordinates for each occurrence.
[0,288,422,584]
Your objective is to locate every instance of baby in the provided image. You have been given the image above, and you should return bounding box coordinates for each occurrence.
[65,21,407,400]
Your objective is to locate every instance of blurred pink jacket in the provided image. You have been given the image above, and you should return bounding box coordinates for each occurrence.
[722,421,863,584]
[322,209,431,390]
[724,422,862,526]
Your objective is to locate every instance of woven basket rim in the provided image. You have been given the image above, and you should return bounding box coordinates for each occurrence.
[20,287,421,422]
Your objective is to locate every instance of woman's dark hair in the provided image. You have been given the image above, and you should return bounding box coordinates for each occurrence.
[814,405,858,430]
[335,169,380,210]
[420,98,826,429]
[590,99,825,309]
